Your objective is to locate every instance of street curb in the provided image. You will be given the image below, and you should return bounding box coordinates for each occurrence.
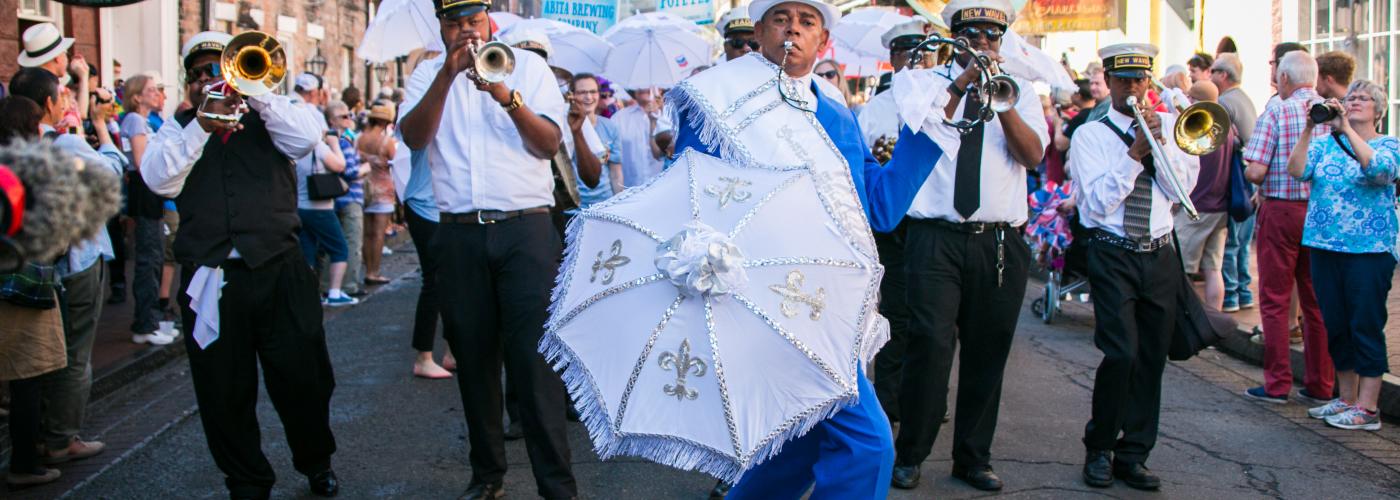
[1211,324,1400,419]
[89,341,188,405]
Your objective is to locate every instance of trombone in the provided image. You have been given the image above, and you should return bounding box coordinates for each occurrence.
[908,35,1021,131]
[1151,77,1232,155]
[1125,95,1214,221]
[198,31,286,124]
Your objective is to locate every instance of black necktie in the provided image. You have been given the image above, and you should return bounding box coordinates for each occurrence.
[953,89,984,219]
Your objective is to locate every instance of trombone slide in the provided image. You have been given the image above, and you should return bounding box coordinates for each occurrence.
[1125,96,1199,221]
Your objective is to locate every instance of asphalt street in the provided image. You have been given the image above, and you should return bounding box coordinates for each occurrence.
[43,246,1400,499]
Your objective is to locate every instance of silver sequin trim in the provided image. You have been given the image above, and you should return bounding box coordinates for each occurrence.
[705,299,745,458]
[743,257,866,269]
[617,295,686,425]
[546,274,667,332]
[730,293,850,392]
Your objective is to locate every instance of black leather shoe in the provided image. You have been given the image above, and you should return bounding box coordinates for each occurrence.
[308,469,339,497]
[951,464,1003,491]
[708,479,731,499]
[890,464,921,489]
[1113,461,1161,490]
[1082,450,1113,488]
[464,482,506,500]
[504,421,524,441]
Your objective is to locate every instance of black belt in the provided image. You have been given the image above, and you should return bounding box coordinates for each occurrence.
[911,218,1018,234]
[1090,228,1173,253]
[441,207,550,225]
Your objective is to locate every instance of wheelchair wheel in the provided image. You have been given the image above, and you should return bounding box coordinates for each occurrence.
[1042,270,1060,324]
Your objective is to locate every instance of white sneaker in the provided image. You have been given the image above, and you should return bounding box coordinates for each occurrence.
[1325,407,1382,431]
[382,247,394,256]
[132,332,175,345]
[1308,399,1351,419]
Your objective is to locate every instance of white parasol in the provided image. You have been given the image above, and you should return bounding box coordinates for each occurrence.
[357,2,526,62]
[357,0,443,62]
[499,18,614,76]
[830,8,911,60]
[601,12,711,89]
[541,149,885,482]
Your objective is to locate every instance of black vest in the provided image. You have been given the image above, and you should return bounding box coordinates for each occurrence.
[173,110,300,269]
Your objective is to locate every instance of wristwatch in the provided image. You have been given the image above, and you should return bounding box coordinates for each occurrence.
[501,90,523,112]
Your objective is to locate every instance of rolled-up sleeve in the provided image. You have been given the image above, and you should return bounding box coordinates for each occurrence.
[247,94,324,160]
[1242,107,1277,165]
[141,118,211,197]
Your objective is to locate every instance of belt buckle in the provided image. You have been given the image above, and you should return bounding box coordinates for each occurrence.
[477,211,497,225]
[1134,236,1154,252]
[968,222,987,234]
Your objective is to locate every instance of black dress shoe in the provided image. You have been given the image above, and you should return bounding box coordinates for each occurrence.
[464,482,505,500]
[1082,450,1113,488]
[951,464,1003,491]
[309,469,339,497]
[1113,461,1161,490]
[504,421,524,441]
[890,464,921,489]
[708,479,731,499]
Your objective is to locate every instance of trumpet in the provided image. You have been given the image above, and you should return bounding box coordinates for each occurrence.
[468,40,515,85]
[1151,77,1232,155]
[1125,95,1200,221]
[907,35,1021,131]
[198,31,286,124]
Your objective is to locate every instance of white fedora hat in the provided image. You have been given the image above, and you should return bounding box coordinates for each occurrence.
[749,0,840,30]
[17,23,73,68]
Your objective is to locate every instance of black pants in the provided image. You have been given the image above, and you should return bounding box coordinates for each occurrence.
[178,248,337,497]
[405,208,441,353]
[872,221,910,421]
[434,213,575,498]
[895,220,1030,468]
[7,376,42,474]
[1082,240,1177,464]
[107,214,127,292]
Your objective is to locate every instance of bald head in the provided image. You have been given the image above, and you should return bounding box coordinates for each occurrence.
[1188,80,1219,103]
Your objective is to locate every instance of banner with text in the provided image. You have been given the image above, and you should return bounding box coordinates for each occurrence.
[1013,0,1119,34]
[543,0,620,34]
[657,0,714,25]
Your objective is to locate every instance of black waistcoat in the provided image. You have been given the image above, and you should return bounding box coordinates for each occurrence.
[173,110,300,269]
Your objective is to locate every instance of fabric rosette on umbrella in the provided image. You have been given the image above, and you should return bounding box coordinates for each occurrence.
[540,149,886,482]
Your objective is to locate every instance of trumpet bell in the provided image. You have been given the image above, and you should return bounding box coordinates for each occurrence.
[1174,101,1231,155]
[986,75,1020,113]
[475,41,516,84]
[221,31,286,97]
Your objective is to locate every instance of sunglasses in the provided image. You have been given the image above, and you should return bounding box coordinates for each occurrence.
[725,39,760,51]
[335,114,352,119]
[817,70,841,80]
[956,27,1004,42]
[186,63,221,83]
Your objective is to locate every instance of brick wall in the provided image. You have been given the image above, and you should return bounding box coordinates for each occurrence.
[1,0,101,84]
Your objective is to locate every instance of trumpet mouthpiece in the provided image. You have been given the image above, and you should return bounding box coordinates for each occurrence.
[1125,96,1139,107]
[783,41,793,51]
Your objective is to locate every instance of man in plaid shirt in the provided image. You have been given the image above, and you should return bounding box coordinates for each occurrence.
[1240,50,1336,405]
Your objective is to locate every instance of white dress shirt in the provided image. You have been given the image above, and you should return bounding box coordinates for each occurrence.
[399,49,567,213]
[896,62,1049,224]
[856,89,898,146]
[611,103,665,188]
[1068,106,1199,239]
[141,93,327,197]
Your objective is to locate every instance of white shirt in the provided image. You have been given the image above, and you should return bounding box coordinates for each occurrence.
[856,89,898,146]
[399,49,566,213]
[141,93,326,197]
[611,104,665,187]
[1068,106,1199,239]
[897,62,1049,224]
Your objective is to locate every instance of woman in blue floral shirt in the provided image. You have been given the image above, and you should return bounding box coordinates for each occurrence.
[1286,79,1398,431]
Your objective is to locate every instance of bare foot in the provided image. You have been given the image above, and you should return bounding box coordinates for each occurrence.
[442,351,458,371]
[413,358,452,379]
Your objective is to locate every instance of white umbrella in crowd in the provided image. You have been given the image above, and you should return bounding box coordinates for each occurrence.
[830,8,911,60]
[499,18,614,76]
[357,0,443,62]
[601,12,712,90]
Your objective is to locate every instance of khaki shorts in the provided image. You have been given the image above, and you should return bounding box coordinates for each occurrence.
[1175,211,1227,274]
[162,208,179,263]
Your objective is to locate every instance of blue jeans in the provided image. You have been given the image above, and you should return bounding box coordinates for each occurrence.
[1222,215,1255,307]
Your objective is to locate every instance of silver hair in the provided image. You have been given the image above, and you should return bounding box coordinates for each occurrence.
[1346,79,1388,128]
[324,100,348,119]
[1210,53,1242,84]
[1277,51,1317,86]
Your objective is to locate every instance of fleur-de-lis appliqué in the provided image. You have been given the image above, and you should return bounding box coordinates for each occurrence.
[769,270,826,320]
[590,239,631,285]
[703,177,754,209]
[657,338,707,401]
